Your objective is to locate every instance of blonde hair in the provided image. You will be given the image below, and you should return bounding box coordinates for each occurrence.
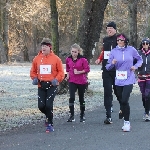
[70,43,83,55]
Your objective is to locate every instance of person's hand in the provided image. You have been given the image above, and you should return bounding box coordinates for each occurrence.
[51,79,59,86]
[131,66,136,72]
[112,59,117,64]
[95,59,100,65]
[32,77,38,85]
[74,69,79,74]
[66,74,69,80]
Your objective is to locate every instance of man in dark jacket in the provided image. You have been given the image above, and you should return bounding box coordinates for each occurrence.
[95,21,119,124]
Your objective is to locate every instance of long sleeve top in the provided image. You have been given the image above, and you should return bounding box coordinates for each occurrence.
[138,48,150,75]
[30,51,65,87]
[66,55,90,84]
[106,45,143,86]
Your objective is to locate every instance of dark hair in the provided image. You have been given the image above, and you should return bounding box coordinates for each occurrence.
[116,33,129,48]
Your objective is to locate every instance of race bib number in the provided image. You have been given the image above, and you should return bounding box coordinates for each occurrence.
[104,51,110,59]
[116,70,127,79]
[40,65,51,74]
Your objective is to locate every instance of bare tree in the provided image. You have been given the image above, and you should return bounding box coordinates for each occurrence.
[128,0,139,48]
[77,0,109,62]
[50,0,59,55]
[0,0,8,63]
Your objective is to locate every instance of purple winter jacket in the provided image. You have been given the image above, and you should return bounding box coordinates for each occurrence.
[66,55,90,84]
[106,46,143,86]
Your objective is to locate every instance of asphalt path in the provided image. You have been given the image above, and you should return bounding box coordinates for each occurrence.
[1,94,150,150]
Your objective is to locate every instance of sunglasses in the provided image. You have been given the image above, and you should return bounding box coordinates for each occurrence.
[71,51,78,53]
[117,39,125,42]
[142,42,149,45]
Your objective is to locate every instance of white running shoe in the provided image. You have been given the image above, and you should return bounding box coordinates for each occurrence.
[122,121,131,132]
[145,114,150,121]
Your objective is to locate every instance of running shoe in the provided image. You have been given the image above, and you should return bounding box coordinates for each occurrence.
[67,115,75,122]
[122,121,130,132]
[80,114,85,122]
[46,124,54,133]
[145,114,150,121]
[104,118,113,124]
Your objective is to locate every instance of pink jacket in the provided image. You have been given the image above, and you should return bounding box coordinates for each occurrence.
[66,55,90,84]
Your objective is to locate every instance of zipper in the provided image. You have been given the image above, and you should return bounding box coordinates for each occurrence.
[123,51,124,61]
[145,56,147,71]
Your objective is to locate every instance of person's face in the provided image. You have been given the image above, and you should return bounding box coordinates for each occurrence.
[42,45,51,55]
[117,38,125,47]
[106,27,116,36]
[142,41,149,50]
[71,48,79,58]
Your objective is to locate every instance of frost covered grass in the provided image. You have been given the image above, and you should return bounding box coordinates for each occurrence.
[0,63,140,132]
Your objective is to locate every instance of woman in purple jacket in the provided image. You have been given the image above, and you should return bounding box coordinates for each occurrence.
[106,34,143,132]
[66,43,90,122]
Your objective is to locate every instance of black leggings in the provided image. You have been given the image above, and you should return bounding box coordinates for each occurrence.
[116,84,133,121]
[102,71,119,118]
[68,82,86,115]
[38,86,57,125]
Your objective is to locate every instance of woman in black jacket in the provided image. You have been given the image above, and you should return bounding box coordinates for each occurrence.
[138,38,150,121]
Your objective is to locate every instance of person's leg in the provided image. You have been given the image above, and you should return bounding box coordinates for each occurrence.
[67,82,77,122]
[102,71,113,119]
[45,86,57,132]
[77,84,86,122]
[138,80,146,109]
[110,71,120,104]
[121,84,133,132]
[38,87,47,116]
[121,84,133,121]
[116,86,123,119]
[45,86,57,126]
[144,80,150,121]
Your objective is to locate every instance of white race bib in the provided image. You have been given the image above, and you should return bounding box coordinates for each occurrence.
[104,51,110,59]
[40,65,51,74]
[116,70,127,79]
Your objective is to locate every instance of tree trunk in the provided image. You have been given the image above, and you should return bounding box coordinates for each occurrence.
[128,0,138,48]
[23,45,30,61]
[0,0,7,63]
[22,24,30,61]
[77,0,109,62]
[50,0,59,56]
[3,0,9,61]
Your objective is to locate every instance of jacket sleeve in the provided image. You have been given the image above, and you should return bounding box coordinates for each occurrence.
[55,58,65,83]
[82,58,90,73]
[105,51,115,70]
[66,57,70,72]
[98,49,104,63]
[132,48,143,69]
[30,57,38,80]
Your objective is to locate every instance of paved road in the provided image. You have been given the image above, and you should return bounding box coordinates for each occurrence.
[1,94,150,150]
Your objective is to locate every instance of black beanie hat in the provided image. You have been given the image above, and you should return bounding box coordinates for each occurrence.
[106,21,116,30]
[142,38,150,44]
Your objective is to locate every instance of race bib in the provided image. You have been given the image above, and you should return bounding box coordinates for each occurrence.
[104,51,110,59]
[40,65,51,74]
[116,70,127,79]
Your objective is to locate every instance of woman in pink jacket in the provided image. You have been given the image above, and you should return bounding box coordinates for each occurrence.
[66,43,90,122]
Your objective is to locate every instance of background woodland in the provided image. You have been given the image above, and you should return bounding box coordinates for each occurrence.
[0,0,150,64]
